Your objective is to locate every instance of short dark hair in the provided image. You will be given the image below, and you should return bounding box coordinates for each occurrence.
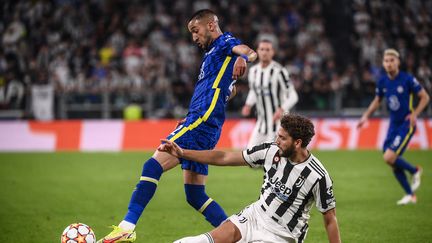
[259,39,273,45]
[280,114,315,148]
[189,9,216,22]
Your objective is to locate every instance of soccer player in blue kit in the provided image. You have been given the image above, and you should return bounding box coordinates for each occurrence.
[98,9,257,243]
[357,49,430,205]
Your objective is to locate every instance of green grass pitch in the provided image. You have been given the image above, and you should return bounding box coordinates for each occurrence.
[0,150,431,242]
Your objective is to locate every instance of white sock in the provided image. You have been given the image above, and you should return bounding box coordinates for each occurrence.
[118,220,136,231]
[174,233,214,243]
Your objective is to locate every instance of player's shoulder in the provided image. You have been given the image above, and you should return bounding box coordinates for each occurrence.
[306,153,330,178]
[271,61,284,70]
[219,32,239,43]
[377,73,388,85]
[246,142,275,154]
[250,63,259,70]
[398,71,415,81]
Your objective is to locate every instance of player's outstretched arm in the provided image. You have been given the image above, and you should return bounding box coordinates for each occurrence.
[158,139,247,166]
[357,96,381,129]
[231,44,257,80]
[322,208,341,243]
[232,44,257,63]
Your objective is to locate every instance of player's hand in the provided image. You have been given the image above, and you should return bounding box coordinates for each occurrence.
[273,108,284,122]
[405,113,417,127]
[357,116,368,129]
[232,56,247,80]
[241,105,251,117]
[158,139,184,158]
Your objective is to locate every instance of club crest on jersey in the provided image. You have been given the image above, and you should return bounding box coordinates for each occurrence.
[273,155,280,164]
[397,86,404,93]
[295,176,306,188]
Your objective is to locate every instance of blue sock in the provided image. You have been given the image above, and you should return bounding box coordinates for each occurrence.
[394,157,417,174]
[393,167,413,195]
[124,158,163,224]
[184,184,227,227]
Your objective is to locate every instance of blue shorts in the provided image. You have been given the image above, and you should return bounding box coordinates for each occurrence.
[383,120,416,156]
[166,124,219,175]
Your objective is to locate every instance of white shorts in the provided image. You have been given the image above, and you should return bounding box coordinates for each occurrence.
[228,203,296,243]
[247,125,276,148]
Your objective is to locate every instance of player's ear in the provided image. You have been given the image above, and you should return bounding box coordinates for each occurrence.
[295,139,302,148]
[207,21,215,31]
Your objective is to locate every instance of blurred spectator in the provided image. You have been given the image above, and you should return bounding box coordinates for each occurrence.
[0,0,430,119]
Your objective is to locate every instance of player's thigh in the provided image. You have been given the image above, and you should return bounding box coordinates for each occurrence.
[152,150,180,171]
[209,220,241,243]
[183,170,207,185]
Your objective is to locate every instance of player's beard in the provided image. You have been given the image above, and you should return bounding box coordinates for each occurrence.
[280,143,296,158]
[202,33,212,50]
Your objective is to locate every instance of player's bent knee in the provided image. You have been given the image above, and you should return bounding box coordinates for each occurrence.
[153,150,180,171]
[184,184,209,211]
[383,154,395,165]
[212,221,241,242]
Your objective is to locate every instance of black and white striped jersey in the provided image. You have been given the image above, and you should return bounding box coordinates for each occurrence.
[245,61,298,135]
[242,143,336,238]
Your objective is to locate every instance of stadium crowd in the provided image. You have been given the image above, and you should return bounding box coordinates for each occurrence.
[0,0,431,119]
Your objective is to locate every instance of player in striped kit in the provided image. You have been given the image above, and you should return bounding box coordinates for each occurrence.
[159,114,341,243]
[357,49,430,205]
[242,39,298,147]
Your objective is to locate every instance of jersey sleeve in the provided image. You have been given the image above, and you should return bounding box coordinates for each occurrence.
[278,68,298,111]
[312,174,336,213]
[220,32,241,56]
[242,143,272,168]
[409,76,423,94]
[375,78,384,98]
[245,68,257,106]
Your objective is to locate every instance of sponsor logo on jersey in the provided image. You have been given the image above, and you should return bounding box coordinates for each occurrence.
[269,176,292,201]
[388,95,400,111]
[327,186,334,198]
[198,61,205,80]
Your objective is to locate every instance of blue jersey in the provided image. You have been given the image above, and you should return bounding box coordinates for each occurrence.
[376,71,423,124]
[183,32,241,136]
[167,32,241,175]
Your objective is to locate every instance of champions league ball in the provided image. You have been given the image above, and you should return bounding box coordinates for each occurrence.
[61,223,96,243]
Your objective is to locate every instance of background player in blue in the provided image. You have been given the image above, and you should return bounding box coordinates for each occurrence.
[357,49,430,205]
[98,9,257,243]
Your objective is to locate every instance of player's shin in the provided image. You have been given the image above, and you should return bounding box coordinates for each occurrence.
[393,167,413,195]
[124,158,163,226]
[394,157,417,174]
[185,184,227,227]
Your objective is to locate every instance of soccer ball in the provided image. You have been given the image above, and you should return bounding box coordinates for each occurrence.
[61,223,96,243]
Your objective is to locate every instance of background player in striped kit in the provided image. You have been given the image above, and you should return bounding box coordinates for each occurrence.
[357,49,430,205]
[242,39,298,147]
[98,9,257,243]
[160,114,341,243]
